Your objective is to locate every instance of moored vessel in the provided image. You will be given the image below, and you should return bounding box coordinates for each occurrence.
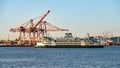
[103,39,113,46]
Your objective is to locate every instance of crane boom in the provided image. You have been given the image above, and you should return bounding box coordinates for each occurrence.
[33,10,50,28]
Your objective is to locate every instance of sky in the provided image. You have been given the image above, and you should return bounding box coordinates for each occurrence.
[0,0,120,40]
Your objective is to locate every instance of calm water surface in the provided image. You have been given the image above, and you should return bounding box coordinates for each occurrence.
[0,45,120,68]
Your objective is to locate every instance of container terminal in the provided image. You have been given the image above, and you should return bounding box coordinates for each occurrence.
[0,10,119,47]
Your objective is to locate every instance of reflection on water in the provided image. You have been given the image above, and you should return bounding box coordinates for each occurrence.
[0,46,120,68]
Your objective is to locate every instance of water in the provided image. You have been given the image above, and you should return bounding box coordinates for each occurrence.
[0,45,120,68]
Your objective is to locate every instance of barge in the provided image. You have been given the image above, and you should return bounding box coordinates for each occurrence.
[0,45,34,47]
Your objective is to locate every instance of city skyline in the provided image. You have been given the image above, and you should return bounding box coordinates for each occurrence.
[0,0,120,40]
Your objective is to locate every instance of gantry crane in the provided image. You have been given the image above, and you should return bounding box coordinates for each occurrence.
[10,10,68,45]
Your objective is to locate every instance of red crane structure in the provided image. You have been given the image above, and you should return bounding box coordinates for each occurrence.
[10,10,68,45]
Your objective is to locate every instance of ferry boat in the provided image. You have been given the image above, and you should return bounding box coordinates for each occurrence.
[34,41,104,48]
